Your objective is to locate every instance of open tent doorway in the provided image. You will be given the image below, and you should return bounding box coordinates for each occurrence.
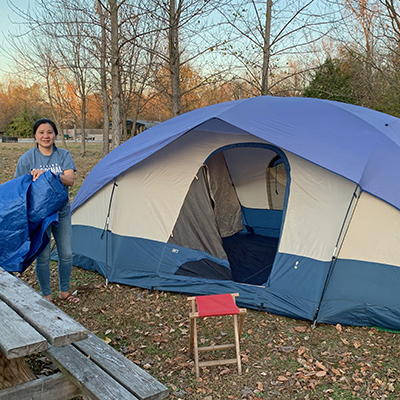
[169,143,289,286]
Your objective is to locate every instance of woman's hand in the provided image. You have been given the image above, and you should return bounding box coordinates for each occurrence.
[60,169,75,187]
[30,169,45,181]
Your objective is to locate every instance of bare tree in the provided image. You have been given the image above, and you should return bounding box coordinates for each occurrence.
[142,0,227,117]
[5,32,63,138]
[107,0,123,148]
[117,2,160,139]
[5,0,98,155]
[168,0,181,116]
[98,0,153,147]
[216,0,342,96]
[378,0,400,58]
[97,0,110,155]
[376,0,400,115]
[333,0,381,107]
[379,0,400,40]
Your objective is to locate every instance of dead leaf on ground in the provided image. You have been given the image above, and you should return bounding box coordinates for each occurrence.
[298,346,307,356]
[277,375,288,381]
[219,369,231,375]
[315,361,327,370]
[331,368,342,376]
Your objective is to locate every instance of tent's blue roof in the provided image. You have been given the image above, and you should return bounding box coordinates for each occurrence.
[72,96,400,212]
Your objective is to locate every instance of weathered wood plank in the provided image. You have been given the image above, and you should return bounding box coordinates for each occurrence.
[0,372,81,400]
[0,300,47,359]
[74,332,169,400]
[0,352,36,390]
[47,344,139,400]
[0,268,88,346]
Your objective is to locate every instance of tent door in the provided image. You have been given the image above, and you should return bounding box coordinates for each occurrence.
[170,145,288,286]
[210,147,288,286]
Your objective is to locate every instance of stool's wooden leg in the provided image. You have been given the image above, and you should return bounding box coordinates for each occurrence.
[233,314,242,375]
[189,317,195,357]
[193,317,200,378]
[238,309,246,340]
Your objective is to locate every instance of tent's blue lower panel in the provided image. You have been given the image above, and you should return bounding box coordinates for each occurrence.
[72,225,231,284]
[317,259,400,330]
[71,225,400,330]
[71,225,318,320]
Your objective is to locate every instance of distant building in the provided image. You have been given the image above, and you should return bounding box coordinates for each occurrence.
[63,119,161,141]
[126,119,160,136]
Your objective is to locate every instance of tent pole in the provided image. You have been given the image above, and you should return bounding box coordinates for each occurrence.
[312,185,361,329]
[100,178,118,287]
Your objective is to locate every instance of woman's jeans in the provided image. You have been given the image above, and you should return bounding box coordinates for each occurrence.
[35,204,72,296]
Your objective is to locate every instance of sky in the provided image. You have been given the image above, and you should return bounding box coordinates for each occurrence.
[0,0,31,77]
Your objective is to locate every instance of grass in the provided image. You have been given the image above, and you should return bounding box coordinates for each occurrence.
[1,141,400,399]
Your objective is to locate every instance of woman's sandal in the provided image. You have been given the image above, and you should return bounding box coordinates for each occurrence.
[59,293,80,303]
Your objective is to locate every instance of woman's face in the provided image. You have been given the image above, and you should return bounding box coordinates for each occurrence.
[35,123,56,149]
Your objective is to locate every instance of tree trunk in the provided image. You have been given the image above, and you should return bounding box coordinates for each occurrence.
[45,71,67,148]
[261,0,272,95]
[169,0,181,117]
[97,0,110,156]
[122,110,128,141]
[109,0,122,149]
[80,86,87,156]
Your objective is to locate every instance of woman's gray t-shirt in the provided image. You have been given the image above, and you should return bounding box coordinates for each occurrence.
[15,147,76,208]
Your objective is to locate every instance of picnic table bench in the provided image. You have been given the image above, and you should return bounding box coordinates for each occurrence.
[0,268,169,400]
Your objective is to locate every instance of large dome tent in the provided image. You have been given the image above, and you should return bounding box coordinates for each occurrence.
[70,96,400,330]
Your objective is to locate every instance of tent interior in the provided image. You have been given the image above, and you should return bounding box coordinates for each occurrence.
[169,144,288,286]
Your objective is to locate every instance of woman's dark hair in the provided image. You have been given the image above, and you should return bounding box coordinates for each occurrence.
[33,118,59,137]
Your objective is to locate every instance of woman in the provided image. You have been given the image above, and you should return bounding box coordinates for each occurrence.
[15,118,80,304]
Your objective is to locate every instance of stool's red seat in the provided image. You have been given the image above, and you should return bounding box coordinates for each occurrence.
[196,293,240,317]
[188,293,247,378]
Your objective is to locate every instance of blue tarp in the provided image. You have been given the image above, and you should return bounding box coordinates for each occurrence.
[0,171,68,273]
[72,96,400,213]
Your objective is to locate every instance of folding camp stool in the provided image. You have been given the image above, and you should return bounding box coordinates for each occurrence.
[188,293,247,378]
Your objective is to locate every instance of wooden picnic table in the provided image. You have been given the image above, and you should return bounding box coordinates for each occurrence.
[0,267,169,400]
[0,266,88,394]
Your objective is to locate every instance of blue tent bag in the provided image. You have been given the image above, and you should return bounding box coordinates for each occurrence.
[0,171,68,273]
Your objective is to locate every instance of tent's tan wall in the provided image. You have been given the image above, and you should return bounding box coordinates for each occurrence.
[278,153,357,262]
[339,192,400,267]
[72,124,400,268]
[72,127,266,242]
